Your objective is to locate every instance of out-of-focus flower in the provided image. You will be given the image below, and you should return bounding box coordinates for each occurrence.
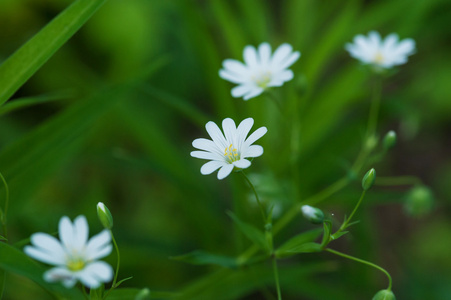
[24,215,113,289]
[301,205,325,224]
[345,31,415,69]
[219,42,300,100]
[191,118,267,180]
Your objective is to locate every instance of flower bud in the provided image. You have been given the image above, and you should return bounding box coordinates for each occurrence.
[383,131,397,150]
[404,185,434,217]
[301,205,324,224]
[372,289,396,300]
[97,202,113,229]
[362,168,376,191]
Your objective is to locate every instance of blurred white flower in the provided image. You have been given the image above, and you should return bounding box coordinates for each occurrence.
[345,31,415,69]
[24,215,113,289]
[219,43,300,100]
[191,118,267,180]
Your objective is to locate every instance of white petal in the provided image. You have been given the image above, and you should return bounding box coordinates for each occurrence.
[24,246,65,265]
[217,164,234,180]
[277,51,300,70]
[243,87,264,100]
[222,118,237,145]
[219,69,245,84]
[191,150,222,160]
[192,138,221,154]
[368,31,381,48]
[29,233,66,262]
[85,230,112,261]
[236,118,254,149]
[382,33,399,53]
[44,267,76,288]
[258,43,272,65]
[233,159,251,169]
[222,59,249,76]
[84,261,113,281]
[269,70,293,87]
[271,44,293,67]
[206,121,228,150]
[73,215,88,250]
[59,216,75,250]
[201,161,226,175]
[243,127,267,148]
[243,145,264,158]
[231,85,254,98]
[243,45,258,67]
[394,38,416,56]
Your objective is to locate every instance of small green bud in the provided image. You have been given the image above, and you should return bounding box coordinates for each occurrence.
[383,131,397,150]
[362,168,376,191]
[372,289,396,300]
[365,135,378,151]
[97,202,113,229]
[404,185,434,217]
[301,205,324,224]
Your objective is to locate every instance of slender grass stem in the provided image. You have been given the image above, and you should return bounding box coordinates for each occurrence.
[103,231,120,299]
[325,248,392,291]
[241,172,266,222]
[0,172,10,239]
[272,257,282,300]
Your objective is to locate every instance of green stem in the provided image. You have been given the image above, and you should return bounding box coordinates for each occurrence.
[325,248,392,291]
[366,77,382,140]
[103,231,120,299]
[375,176,422,186]
[272,257,282,300]
[241,172,266,222]
[0,172,10,239]
[82,285,89,300]
[339,190,366,231]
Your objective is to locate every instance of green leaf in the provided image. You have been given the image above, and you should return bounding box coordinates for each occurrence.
[331,231,349,240]
[0,91,72,116]
[0,242,83,299]
[275,228,323,258]
[171,250,238,269]
[280,242,322,254]
[114,276,133,288]
[90,284,104,300]
[108,288,177,300]
[321,221,332,248]
[227,212,269,252]
[0,0,107,105]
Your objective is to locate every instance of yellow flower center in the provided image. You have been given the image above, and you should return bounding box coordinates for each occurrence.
[67,259,85,271]
[374,52,384,64]
[252,71,272,88]
[224,143,239,162]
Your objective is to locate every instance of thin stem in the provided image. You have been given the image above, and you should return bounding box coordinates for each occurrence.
[339,190,366,231]
[325,248,392,291]
[375,176,422,186]
[0,172,10,239]
[82,285,89,300]
[272,257,282,300]
[103,231,120,300]
[366,77,382,140]
[241,172,266,222]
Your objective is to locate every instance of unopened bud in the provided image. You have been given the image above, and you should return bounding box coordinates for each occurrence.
[372,289,396,300]
[383,131,397,150]
[362,168,376,191]
[404,186,434,217]
[97,202,113,229]
[301,205,324,224]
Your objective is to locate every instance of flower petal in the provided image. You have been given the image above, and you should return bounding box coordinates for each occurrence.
[222,59,248,76]
[222,118,237,146]
[219,69,245,84]
[243,145,264,158]
[269,70,293,87]
[231,85,254,98]
[277,51,300,70]
[24,246,65,265]
[243,45,258,67]
[44,267,77,288]
[191,151,222,160]
[217,164,234,180]
[59,216,75,250]
[243,87,264,100]
[236,118,254,149]
[206,121,228,150]
[201,160,225,175]
[77,261,113,288]
[85,230,112,261]
[30,233,66,260]
[192,138,221,155]
[233,159,251,169]
[271,44,293,67]
[73,215,88,250]
[243,127,268,148]
[258,42,272,65]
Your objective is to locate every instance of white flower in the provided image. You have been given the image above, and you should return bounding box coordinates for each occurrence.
[191,118,267,180]
[24,215,113,289]
[345,31,415,69]
[219,42,300,100]
[301,205,324,224]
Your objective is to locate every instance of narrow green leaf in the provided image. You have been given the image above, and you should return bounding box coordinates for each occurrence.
[114,276,133,288]
[171,250,238,269]
[281,242,322,255]
[331,231,349,240]
[227,212,269,252]
[0,242,83,299]
[321,221,332,248]
[0,91,72,116]
[275,228,322,258]
[0,0,107,105]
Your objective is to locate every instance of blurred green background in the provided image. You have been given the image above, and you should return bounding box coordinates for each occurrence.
[0,0,451,299]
